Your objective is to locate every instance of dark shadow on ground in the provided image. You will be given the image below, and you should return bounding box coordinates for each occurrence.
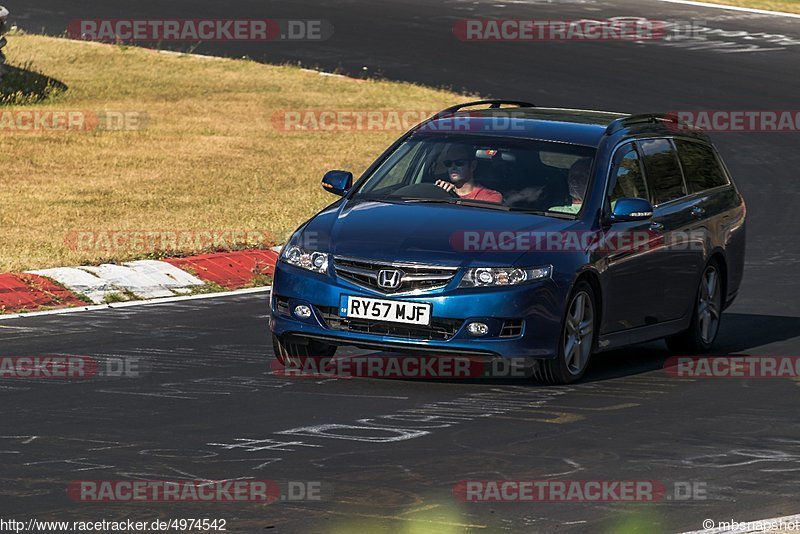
[0,63,67,104]
[583,312,800,383]
[300,312,800,386]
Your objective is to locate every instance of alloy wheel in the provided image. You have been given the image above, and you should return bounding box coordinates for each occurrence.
[564,290,594,375]
[698,265,721,344]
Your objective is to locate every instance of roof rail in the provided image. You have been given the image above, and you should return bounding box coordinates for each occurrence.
[406,99,536,136]
[605,113,695,135]
[433,99,536,118]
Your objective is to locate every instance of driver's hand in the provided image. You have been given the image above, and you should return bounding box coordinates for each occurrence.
[435,180,456,193]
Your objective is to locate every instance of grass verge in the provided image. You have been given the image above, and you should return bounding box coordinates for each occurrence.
[689,0,800,14]
[1,34,472,272]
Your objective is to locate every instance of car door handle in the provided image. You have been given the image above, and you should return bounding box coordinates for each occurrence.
[649,221,664,231]
[691,206,706,218]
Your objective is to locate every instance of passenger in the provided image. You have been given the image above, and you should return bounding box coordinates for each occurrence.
[551,157,591,214]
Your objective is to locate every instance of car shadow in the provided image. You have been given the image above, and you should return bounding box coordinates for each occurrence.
[1,64,68,104]
[582,312,800,383]
[316,312,800,386]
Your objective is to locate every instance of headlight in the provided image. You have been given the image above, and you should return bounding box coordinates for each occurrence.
[280,245,329,274]
[458,265,552,288]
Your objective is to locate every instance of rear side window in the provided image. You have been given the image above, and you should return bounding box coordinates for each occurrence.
[609,143,647,203]
[674,140,728,193]
[639,139,686,205]
[540,151,582,169]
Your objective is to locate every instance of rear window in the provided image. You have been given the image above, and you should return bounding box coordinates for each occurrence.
[674,139,728,193]
[639,139,686,205]
[609,143,648,203]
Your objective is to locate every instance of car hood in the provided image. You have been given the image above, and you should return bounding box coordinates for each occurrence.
[299,199,583,267]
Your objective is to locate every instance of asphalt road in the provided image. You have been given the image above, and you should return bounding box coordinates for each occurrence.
[2,295,800,532]
[5,0,800,532]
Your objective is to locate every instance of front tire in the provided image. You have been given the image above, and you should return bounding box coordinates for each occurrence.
[666,260,723,353]
[272,334,337,367]
[533,280,596,384]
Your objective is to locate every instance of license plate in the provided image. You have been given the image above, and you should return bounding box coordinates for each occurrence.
[339,295,432,326]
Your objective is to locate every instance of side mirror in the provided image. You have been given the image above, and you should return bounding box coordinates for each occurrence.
[609,197,654,222]
[321,170,353,196]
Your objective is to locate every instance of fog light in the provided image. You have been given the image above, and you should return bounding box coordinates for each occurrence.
[294,305,312,319]
[467,322,489,336]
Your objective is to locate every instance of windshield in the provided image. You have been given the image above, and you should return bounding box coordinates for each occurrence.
[352,135,596,216]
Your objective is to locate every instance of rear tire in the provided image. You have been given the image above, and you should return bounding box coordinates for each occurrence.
[272,334,337,367]
[533,280,597,384]
[665,260,722,353]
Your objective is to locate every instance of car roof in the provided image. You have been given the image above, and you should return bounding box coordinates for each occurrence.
[414,105,713,147]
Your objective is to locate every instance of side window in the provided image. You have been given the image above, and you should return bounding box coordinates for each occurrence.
[381,142,422,187]
[639,139,686,205]
[674,140,728,193]
[360,142,422,194]
[608,143,647,204]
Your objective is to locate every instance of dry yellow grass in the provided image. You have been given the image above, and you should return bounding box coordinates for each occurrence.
[701,0,800,12]
[1,34,473,272]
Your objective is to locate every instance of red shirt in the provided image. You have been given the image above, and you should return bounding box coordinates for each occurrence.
[459,185,503,203]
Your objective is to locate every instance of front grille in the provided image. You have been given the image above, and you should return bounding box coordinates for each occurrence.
[317,306,462,341]
[500,320,524,338]
[333,256,458,294]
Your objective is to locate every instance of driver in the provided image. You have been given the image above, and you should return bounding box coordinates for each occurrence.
[434,145,502,203]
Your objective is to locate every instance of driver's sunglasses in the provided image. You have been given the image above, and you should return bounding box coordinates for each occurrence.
[444,159,470,167]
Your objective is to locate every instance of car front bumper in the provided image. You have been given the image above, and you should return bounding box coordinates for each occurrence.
[270,260,568,360]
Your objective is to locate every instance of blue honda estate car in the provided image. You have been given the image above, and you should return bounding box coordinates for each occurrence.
[270,100,746,383]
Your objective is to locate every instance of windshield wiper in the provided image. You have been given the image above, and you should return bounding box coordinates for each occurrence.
[453,199,511,211]
[507,207,576,219]
[402,198,512,211]
[358,195,569,216]
[387,197,449,203]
